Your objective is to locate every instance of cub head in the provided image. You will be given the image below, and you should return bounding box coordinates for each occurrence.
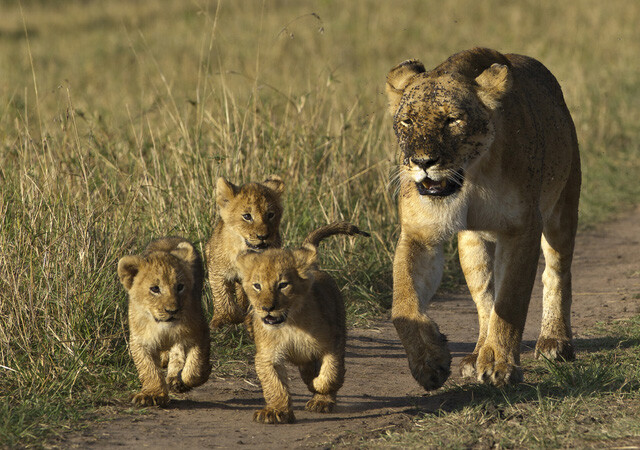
[386,58,512,197]
[235,245,317,326]
[118,242,197,324]
[216,175,284,250]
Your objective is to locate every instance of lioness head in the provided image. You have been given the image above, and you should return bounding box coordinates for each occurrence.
[386,57,512,197]
[236,245,317,326]
[217,176,284,251]
[118,242,197,324]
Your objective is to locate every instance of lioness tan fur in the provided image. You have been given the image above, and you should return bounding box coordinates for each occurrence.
[386,47,581,388]
[205,176,284,329]
[236,221,369,424]
[118,237,211,406]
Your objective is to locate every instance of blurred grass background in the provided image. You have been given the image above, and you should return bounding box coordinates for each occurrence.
[1,0,639,445]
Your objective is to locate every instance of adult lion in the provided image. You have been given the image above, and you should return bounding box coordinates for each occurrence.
[386,47,581,388]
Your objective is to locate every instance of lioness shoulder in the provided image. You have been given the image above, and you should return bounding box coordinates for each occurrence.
[205,176,285,329]
[118,237,211,406]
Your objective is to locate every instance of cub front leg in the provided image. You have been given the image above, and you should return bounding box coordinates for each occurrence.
[392,234,451,390]
[166,337,211,393]
[209,273,246,328]
[130,341,169,407]
[254,353,295,424]
[304,353,345,413]
[475,230,541,386]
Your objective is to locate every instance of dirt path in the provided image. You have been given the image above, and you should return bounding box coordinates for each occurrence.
[60,207,640,449]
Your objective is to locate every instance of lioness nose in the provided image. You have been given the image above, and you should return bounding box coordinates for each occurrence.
[411,157,439,170]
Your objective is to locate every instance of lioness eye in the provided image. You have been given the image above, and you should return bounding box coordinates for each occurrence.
[278,282,289,290]
[177,284,184,293]
[150,285,161,294]
[253,283,262,291]
[242,213,253,221]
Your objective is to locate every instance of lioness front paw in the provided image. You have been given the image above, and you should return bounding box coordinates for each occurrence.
[459,353,478,378]
[535,337,575,362]
[167,372,191,393]
[253,407,295,424]
[475,346,522,386]
[394,317,451,390]
[305,397,335,413]
[131,392,169,407]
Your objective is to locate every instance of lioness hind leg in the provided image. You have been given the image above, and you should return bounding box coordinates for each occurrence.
[457,231,496,378]
[536,170,580,361]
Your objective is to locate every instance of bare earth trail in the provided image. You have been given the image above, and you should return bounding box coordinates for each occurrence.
[61,207,640,449]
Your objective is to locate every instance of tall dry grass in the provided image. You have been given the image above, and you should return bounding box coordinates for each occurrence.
[0,0,638,445]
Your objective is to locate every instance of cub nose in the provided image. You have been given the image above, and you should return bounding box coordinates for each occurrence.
[256,234,269,241]
[411,157,439,170]
[165,307,179,315]
[262,305,275,312]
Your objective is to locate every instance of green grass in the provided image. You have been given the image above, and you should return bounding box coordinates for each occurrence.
[0,0,639,446]
[367,316,640,448]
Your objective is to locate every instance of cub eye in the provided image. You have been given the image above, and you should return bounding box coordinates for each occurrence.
[399,118,412,128]
[253,283,262,292]
[150,285,161,294]
[446,116,463,127]
[176,284,185,293]
[267,211,275,220]
[278,282,289,290]
[242,213,253,222]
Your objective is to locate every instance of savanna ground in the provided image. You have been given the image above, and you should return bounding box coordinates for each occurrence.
[1,0,639,448]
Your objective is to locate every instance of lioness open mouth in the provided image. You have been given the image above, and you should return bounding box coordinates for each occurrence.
[415,170,464,197]
[262,313,287,325]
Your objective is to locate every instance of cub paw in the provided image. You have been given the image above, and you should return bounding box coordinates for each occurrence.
[167,372,191,393]
[253,407,295,424]
[459,353,478,378]
[131,392,169,407]
[476,346,522,386]
[535,337,575,362]
[305,397,335,413]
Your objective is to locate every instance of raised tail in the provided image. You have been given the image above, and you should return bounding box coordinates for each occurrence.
[302,221,370,248]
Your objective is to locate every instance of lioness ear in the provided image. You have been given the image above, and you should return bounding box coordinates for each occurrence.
[386,59,426,115]
[171,241,195,263]
[475,63,512,110]
[216,177,237,206]
[117,255,144,291]
[261,175,284,196]
[293,244,318,279]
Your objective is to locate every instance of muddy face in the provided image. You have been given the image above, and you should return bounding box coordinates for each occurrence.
[393,73,494,197]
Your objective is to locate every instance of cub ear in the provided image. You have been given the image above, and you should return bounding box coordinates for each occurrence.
[475,63,512,110]
[235,251,258,281]
[216,177,238,206]
[293,244,318,279]
[171,241,196,264]
[386,59,426,115]
[261,175,284,196]
[117,255,144,291]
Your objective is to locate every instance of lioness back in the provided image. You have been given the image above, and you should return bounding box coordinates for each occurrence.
[205,175,285,329]
[118,237,211,406]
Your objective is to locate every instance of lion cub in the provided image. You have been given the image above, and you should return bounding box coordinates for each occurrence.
[236,221,369,424]
[205,176,284,329]
[118,237,211,407]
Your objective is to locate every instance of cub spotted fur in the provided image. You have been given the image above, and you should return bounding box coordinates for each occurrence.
[236,221,369,424]
[118,237,211,406]
[386,48,581,388]
[205,176,284,329]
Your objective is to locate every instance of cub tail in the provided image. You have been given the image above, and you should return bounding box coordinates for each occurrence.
[302,221,370,248]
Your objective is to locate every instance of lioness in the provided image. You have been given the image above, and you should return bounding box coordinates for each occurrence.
[236,221,369,424]
[118,237,211,406]
[205,176,284,329]
[386,47,581,388]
